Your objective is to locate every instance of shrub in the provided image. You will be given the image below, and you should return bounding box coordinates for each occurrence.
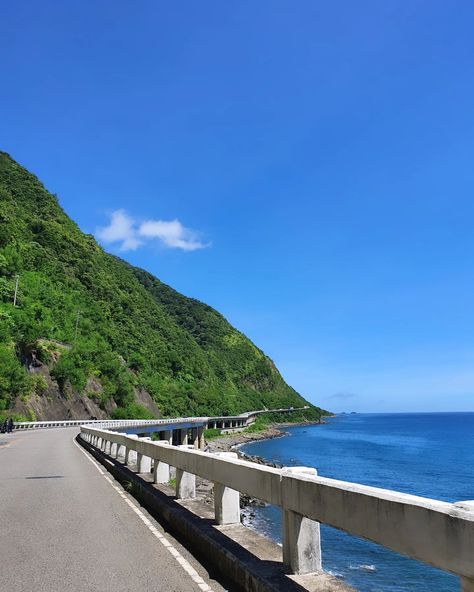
[203,428,222,440]
[111,403,155,420]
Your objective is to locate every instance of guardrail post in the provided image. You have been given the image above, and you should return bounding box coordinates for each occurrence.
[117,443,125,459]
[454,501,474,591]
[176,445,196,499]
[282,467,321,575]
[137,437,152,473]
[124,435,139,467]
[153,443,171,483]
[213,452,240,524]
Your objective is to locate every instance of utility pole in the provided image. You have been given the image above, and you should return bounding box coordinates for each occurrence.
[13,275,19,306]
[74,309,81,344]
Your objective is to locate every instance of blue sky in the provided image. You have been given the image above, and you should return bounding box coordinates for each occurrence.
[2,1,474,412]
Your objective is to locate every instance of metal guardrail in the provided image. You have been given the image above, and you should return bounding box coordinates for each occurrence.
[81,426,474,590]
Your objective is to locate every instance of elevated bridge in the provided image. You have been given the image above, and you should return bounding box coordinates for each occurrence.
[11,406,308,444]
[11,406,307,431]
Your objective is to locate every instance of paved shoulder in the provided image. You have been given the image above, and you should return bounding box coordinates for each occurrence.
[0,429,221,592]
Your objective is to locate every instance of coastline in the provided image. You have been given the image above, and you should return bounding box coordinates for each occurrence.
[205,418,325,455]
[205,424,287,454]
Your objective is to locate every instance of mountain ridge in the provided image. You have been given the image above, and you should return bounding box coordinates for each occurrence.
[0,151,323,422]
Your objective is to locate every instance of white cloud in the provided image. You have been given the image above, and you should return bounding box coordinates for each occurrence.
[95,210,208,253]
[96,210,142,252]
[139,219,207,251]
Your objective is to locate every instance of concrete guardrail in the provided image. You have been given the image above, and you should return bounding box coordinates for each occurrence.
[80,425,474,591]
[12,406,308,431]
[12,417,208,431]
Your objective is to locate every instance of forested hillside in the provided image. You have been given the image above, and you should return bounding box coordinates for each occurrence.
[0,152,322,421]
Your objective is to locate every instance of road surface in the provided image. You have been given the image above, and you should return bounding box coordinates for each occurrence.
[0,428,226,592]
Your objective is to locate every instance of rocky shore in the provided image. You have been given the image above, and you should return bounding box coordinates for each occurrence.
[205,424,287,454]
[204,418,325,456]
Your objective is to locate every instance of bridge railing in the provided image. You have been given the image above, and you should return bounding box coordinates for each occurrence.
[80,426,474,591]
[12,417,209,431]
[12,406,308,431]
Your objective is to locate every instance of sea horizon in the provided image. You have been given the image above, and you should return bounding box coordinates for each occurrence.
[333,410,474,415]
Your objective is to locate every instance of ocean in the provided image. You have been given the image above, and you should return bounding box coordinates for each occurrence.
[240,412,474,592]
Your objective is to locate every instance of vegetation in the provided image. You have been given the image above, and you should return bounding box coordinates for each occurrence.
[243,409,321,433]
[0,151,324,421]
[203,428,222,440]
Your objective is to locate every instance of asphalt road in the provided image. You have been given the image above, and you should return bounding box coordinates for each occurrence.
[0,428,226,592]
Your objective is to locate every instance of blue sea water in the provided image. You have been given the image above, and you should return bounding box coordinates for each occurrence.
[240,412,474,592]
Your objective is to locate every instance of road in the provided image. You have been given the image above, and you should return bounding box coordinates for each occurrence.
[0,428,226,592]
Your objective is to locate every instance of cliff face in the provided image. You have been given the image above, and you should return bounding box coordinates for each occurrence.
[0,152,322,421]
[11,363,161,421]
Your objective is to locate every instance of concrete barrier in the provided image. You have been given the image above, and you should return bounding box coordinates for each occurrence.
[80,426,474,589]
[13,406,308,432]
[12,417,209,431]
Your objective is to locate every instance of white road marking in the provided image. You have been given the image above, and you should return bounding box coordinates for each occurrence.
[73,437,215,592]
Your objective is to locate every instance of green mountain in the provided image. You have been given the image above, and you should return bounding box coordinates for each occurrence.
[0,152,322,422]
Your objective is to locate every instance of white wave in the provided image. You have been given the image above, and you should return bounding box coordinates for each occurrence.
[349,564,377,572]
[327,570,344,578]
